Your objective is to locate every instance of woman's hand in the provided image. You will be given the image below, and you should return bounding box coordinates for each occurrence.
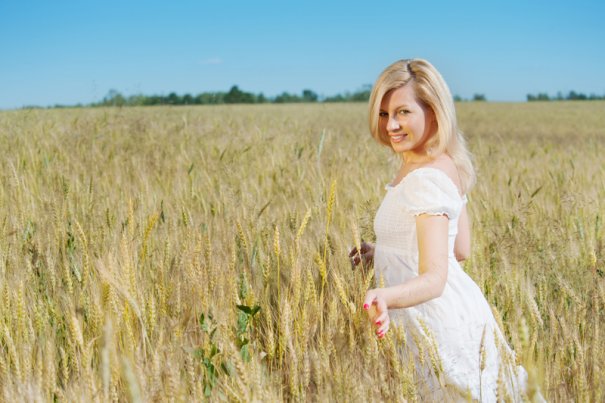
[349,241,374,269]
[363,288,390,339]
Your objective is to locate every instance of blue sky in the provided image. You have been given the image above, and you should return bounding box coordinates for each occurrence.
[1,0,604,109]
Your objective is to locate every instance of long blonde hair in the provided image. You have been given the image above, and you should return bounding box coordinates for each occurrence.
[368,59,476,193]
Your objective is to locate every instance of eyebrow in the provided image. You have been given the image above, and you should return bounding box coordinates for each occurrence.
[379,104,411,111]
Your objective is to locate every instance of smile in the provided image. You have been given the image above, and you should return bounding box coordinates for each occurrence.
[390,134,407,143]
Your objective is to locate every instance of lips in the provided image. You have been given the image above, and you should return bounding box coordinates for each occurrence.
[390,134,407,143]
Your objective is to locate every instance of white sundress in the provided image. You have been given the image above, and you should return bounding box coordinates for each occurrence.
[373,167,528,402]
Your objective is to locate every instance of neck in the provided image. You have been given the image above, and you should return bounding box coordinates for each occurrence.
[401,150,432,165]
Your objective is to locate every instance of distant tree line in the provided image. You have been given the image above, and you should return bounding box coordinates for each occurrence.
[454,94,487,102]
[90,85,373,107]
[527,91,605,101]
[23,87,605,110]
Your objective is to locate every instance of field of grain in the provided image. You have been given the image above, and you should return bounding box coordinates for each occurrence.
[0,101,604,401]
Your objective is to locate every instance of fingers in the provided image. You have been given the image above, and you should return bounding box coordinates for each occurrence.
[350,251,372,270]
[349,246,364,265]
[375,316,390,338]
[351,243,374,260]
[360,242,371,253]
[374,302,389,337]
[377,326,389,339]
[364,291,389,339]
[362,292,376,311]
[349,252,360,267]
[374,310,389,325]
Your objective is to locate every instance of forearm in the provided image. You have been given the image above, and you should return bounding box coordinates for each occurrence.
[379,271,446,309]
[373,214,448,310]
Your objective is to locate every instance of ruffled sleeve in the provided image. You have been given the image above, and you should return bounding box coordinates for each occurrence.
[397,168,464,218]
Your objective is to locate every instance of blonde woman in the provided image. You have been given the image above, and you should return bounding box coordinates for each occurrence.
[350,59,539,401]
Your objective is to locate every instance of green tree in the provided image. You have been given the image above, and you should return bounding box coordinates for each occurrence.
[350,84,372,101]
[224,86,255,103]
[103,89,126,107]
[166,92,181,105]
[302,89,318,102]
[274,92,301,103]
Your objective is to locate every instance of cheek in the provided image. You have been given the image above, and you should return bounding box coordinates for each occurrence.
[412,115,427,135]
[378,120,391,144]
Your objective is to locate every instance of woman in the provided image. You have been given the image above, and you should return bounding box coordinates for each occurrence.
[350,59,536,401]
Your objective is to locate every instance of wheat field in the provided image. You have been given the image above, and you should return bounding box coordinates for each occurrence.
[0,101,603,401]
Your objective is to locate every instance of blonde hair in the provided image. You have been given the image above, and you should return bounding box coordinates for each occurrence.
[368,59,476,193]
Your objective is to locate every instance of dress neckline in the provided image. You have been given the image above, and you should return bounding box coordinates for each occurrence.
[385,167,464,199]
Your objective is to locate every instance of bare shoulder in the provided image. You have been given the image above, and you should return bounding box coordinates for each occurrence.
[426,154,462,194]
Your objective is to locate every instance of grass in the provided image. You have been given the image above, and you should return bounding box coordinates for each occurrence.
[0,101,603,401]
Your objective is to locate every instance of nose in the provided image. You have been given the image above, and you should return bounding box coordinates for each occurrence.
[386,116,400,132]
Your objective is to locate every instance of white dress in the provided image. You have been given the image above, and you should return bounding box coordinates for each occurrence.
[373,167,528,402]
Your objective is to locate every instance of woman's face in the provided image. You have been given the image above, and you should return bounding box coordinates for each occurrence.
[379,83,436,156]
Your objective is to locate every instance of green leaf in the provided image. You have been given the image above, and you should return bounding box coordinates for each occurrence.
[237,312,249,335]
[240,344,251,362]
[236,304,261,317]
[208,363,216,379]
[199,313,208,331]
[250,305,261,316]
[236,337,249,348]
[530,185,543,198]
[221,360,234,376]
[236,304,252,314]
[209,344,219,358]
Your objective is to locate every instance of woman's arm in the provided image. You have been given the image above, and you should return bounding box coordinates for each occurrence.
[376,214,449,308]
[364,214,449,336]
[454,204,470,261]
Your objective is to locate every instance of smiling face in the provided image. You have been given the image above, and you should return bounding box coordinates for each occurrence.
[379,83,437,158]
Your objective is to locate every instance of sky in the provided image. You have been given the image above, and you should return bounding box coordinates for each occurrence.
[1,0,604,109]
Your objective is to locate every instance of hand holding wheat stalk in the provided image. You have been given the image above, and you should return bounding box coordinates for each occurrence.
[363,291,390,339]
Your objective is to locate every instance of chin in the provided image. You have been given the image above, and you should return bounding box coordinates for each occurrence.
[390,143,410,154]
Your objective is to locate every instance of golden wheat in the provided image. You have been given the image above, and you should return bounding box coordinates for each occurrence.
[0,102,603,400]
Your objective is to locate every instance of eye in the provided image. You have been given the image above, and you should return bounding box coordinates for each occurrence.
[398,109,410,115]
[378,111,388,118]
